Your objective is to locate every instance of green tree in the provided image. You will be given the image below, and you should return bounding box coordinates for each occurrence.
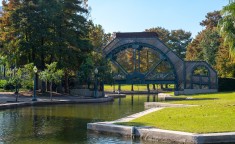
[168,29,192,59]
[186,11,221,66]
[0,0,92,92]
[186,32,204,61]
[216,45,235,77]
[39,62,63,100]
[219,2,235,57]
[200,28,220,66]
[145,27,171,45]
[146,27,191,59]
[19,63,34,89]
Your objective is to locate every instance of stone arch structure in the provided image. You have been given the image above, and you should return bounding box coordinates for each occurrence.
[103,32,218,95]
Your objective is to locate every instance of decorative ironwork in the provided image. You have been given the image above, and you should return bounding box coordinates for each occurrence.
[103,32,218,92]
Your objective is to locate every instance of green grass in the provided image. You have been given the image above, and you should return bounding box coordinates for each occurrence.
[104,84,175,91]
[104,84,148,91]
[118,92,235,133]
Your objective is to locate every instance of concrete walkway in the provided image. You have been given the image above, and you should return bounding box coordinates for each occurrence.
[0,92,114,110]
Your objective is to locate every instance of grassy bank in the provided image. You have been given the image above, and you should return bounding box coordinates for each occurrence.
[119,92,235,133]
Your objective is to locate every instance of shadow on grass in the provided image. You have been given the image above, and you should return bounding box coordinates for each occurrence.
[115,122,151,127]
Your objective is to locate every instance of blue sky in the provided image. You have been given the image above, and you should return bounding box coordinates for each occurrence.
[0,0,228,38]
[88,0,228,38]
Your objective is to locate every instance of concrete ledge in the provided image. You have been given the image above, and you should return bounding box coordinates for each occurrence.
[0,97,114,110]
[88,105,235,144]
[175,89,218,95]
[105,94,126,98]
[145,102,196,109]
[88,123,235,144]
[87,123,132,136]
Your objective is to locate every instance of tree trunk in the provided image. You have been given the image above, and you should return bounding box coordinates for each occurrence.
[131,84,134,91]
[118,84,121,91]
[50,82,52,101]
[147,84,150,93]
[3,64,6,78]
[165,84,168,88]
[41,81,46,93]
[64,71,69,93]
[153,84,156,90]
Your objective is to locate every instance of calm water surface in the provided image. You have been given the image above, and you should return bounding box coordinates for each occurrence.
[0,95,163,144]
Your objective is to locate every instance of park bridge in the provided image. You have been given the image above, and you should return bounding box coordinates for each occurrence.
[103,32,218,95]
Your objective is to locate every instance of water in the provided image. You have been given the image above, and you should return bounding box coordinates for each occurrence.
[0,95,161,144]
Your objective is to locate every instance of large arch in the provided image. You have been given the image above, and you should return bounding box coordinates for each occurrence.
[103,32,218,95]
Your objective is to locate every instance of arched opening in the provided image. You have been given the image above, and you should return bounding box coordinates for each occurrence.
[191,65,210,89]
[107,43,177,90]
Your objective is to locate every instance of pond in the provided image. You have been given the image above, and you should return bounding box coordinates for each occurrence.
[0,95,162,144]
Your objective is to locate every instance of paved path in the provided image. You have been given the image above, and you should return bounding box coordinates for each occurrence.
[0,92,114,110]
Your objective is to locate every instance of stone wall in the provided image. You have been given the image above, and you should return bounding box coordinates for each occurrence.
[70,89,104,97]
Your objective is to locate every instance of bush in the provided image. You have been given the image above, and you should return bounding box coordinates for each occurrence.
[3,81,15,90]
[0,80,7,88]
[218,78,235,92]
[21,80,33,90]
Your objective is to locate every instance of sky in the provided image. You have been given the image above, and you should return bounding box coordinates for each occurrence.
[0,0,229,38]
[88,0,228,38]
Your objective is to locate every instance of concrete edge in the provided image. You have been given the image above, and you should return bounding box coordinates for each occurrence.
[0,97,114,110]
[87,122,235,144]
[144,102,197,109]
[87,104,235,144]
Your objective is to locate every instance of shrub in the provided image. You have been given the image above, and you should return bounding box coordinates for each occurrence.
[218,78,235,92]
[0,80,7,88]
[3,80,15,90]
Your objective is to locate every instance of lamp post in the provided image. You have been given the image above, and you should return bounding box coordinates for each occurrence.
[94,68,98,98]
[32,66,38,101]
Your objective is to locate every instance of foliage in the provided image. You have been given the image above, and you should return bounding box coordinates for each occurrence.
[219,2,235,57]
[19,63,34,89]
[218,78,235,91]
[3,80,15,90]
[146,27,192,59]
[0,79,7,88]
[200,11,222,29]
[216,45,235,77]
[186,10,235,77]
[119,92,235,133]
[186,11,222,65]
[39,62,63,100]
[200,28,221,66]
[77,22,113,86]
[39,62,63,84]
[145,27,171,45]
[0,0,92,92]
[78,56,94,83]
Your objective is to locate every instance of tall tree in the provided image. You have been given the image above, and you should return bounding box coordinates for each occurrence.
[219,2,235,57]
[0,0,92,92]
[186,32,204,61]
[146,27,191,59]
[186,11,222,66]
[145,27,170,46]
[168,29,192,59]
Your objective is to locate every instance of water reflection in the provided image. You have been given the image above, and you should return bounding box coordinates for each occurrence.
[0,95,162,144]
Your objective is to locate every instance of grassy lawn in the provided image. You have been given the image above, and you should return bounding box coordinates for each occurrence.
[118,92,235,133]
[104,84,175,91]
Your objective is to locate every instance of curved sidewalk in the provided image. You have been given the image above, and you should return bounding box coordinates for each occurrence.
[0,92,114,110]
